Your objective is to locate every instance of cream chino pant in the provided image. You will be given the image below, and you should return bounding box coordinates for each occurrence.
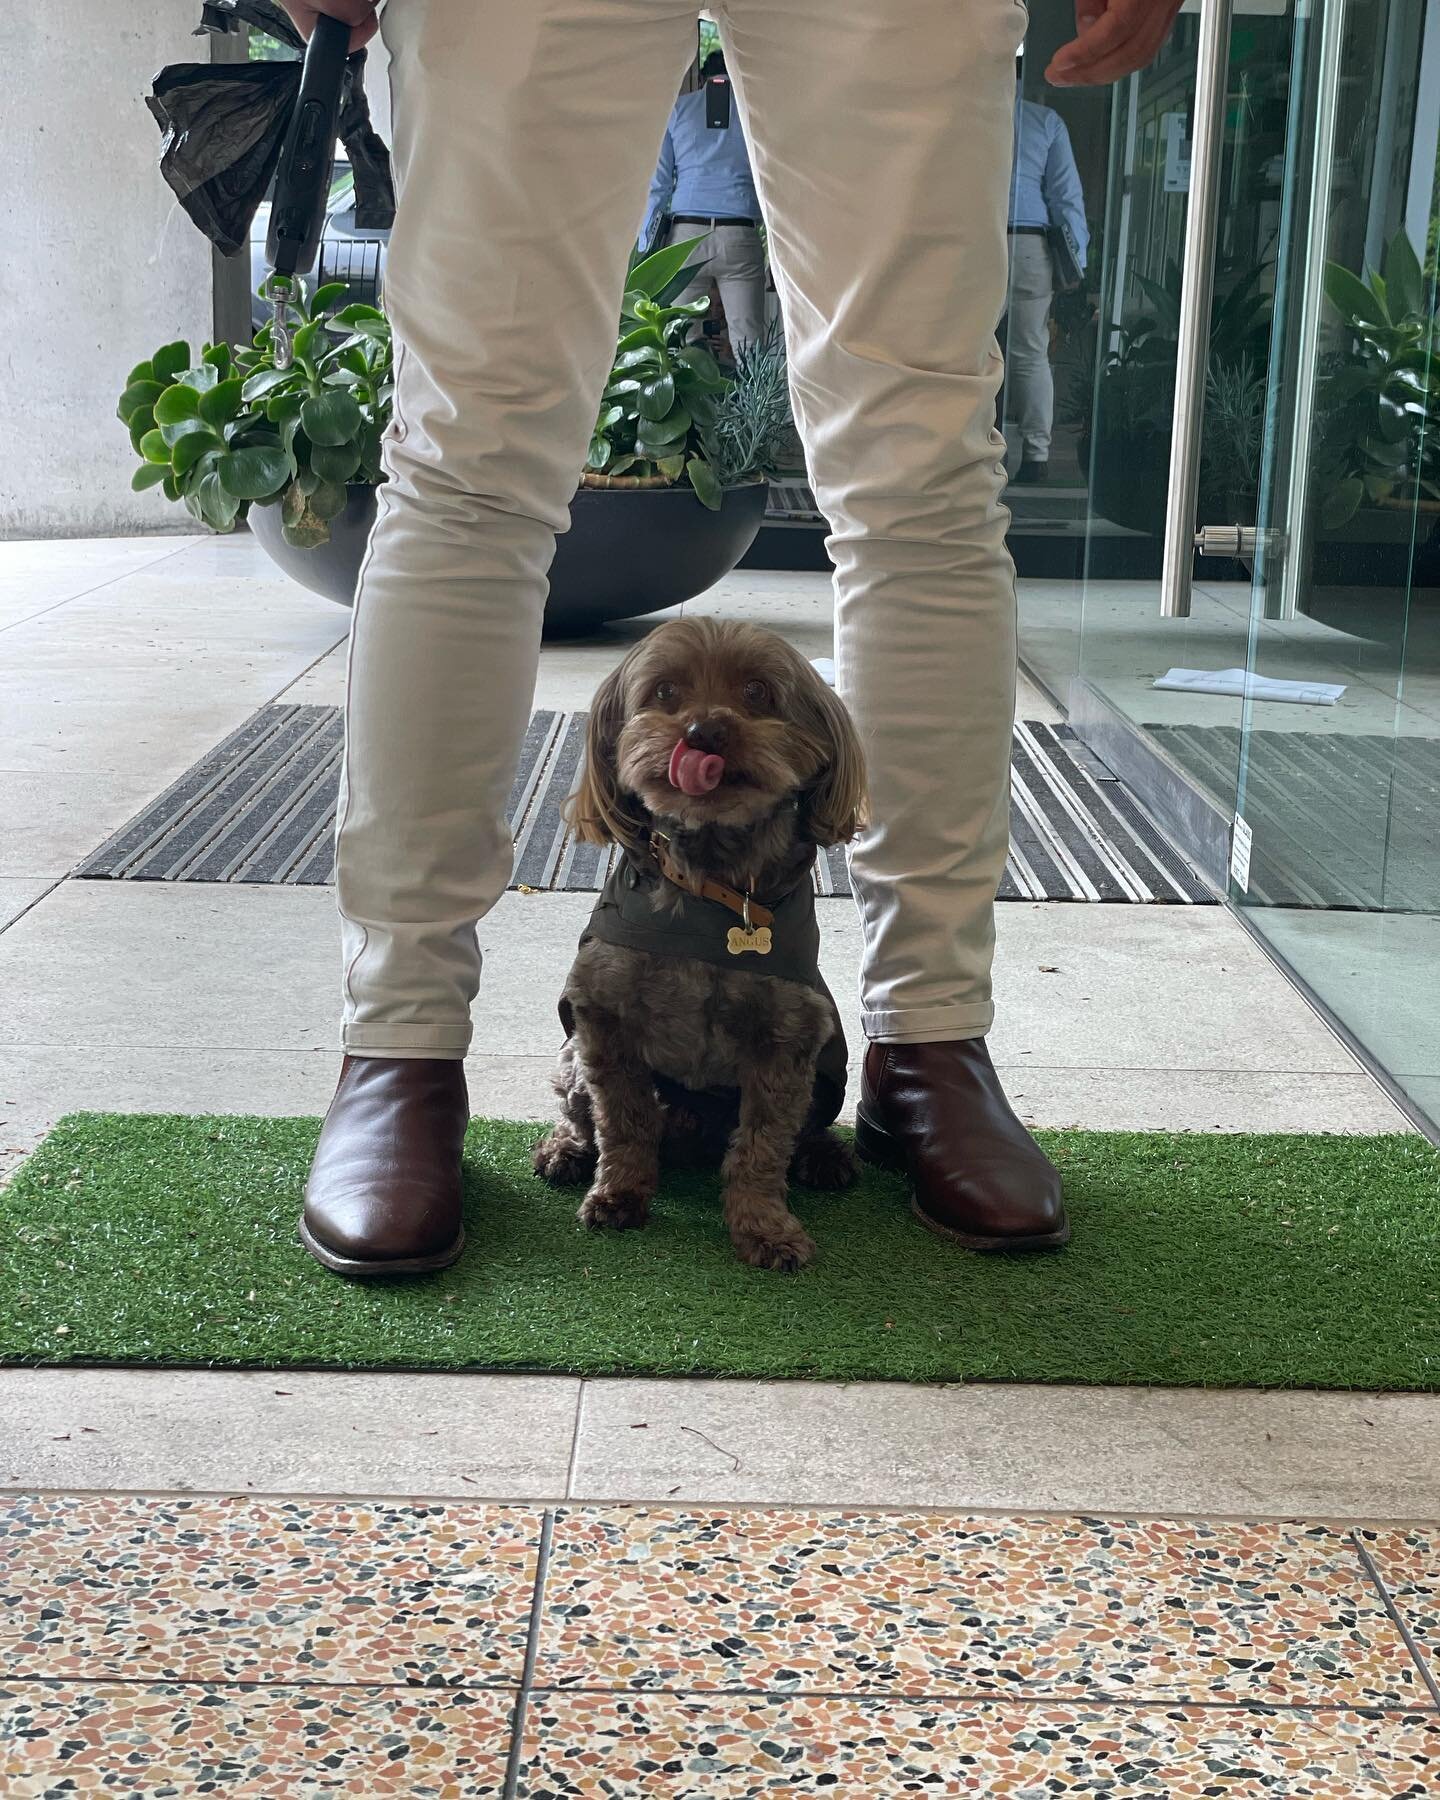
[337,0,1028,1057]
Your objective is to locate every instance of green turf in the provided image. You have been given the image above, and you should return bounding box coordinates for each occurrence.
[2,1114,1438,1388]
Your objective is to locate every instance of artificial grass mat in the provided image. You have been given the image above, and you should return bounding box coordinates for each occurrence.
[2,1114,1438,1389]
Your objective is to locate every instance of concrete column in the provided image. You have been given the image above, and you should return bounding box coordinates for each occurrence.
[0,3,215,538]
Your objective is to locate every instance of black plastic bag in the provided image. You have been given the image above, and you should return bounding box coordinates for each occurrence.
[147,0,394,260]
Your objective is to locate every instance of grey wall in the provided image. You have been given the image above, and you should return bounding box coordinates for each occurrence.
[0,4,215,538]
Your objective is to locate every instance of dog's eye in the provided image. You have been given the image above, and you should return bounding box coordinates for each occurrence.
[653,681,680,705]
[742,679,770,708]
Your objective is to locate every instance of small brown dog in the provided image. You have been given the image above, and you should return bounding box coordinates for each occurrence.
[533,616,867,1270]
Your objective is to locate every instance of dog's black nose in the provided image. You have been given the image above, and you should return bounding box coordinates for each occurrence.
[684,716,730,754]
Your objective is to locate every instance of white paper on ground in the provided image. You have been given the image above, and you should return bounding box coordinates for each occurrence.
[1152,666,1346,705]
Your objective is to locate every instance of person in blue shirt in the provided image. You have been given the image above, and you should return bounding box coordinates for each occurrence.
[1006,60,1089,483]
[643,52,767,355]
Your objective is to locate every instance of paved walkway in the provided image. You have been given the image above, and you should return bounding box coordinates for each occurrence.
[2,533,1435,1794]
[4,1495,1438,1795]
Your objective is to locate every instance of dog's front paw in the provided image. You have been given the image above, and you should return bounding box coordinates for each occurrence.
[789,1130,858,1191]
[579,1187,651,1231]
[731,1224,817,1273]
[533,1130,596,1187]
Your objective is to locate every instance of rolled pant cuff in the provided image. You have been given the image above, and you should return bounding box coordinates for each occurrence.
[341,1025,471,1060]
[863,1002,994,1045]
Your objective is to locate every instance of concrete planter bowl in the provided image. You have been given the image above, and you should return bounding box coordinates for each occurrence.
[248,478,769,637]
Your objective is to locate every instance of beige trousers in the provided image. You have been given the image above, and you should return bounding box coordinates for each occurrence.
[337,0,1026,1058]
[667,221,769,354]
[1005,232,1056,461]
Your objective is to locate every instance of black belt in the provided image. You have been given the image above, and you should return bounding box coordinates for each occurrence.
[672,214,757,229]
[1009,224,1049,237]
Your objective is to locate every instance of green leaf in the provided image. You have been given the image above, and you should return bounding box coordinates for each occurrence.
[657,454,686,481]
[291,318,325,367]
[139,429,172,465]
[180,362,220,393]
[217,445,294,500]
[117,380,164,424]
[637,374,676,421]
[153,384,201,426]
[603,379,642,399]
[309,477,348,520]
[1325,263,1388,329]
[309,440,361,484]
[170,430,219,476]
[301,389,363,446]
[1383,229,1425,322]
[1320,476,1364,529]
[125,359,155,387]
[597,404,625,431]
[242,368,295,403]
[129,410,156,454]
[130,462,171,492]
[197,470,242,532]
[308,281,350,317]
[151,340,192,383]
[265,391,305,425]
[161,472,180,503]
[331,302,386,326]
[203,343,232,373]
[627,235,707,299]
[616,324,666,355]
[686,457,723,510]
[197,379,246,428]
[639,404,690,444]
[586,434,612,471]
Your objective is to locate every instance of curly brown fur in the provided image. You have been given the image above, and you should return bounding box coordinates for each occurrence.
[534,618,867,1271]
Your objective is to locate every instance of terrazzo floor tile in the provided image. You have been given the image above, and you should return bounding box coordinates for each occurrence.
[0,1682,514,1797]
[536,1508,1427,1708]
[1359,1530,1440,1697]
[516,1693,1440,1798]
[0,1495,541,1687]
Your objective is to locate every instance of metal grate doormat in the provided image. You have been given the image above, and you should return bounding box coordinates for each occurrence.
[1150,724,1440,912]
[76,706,1215,904]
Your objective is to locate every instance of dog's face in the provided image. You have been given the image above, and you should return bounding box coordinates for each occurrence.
[571,618,866,847]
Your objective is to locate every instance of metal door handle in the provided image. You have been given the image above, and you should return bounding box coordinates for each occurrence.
[1160,0,1236,618]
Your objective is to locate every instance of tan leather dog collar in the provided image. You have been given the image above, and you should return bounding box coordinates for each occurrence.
[648,832,775,930]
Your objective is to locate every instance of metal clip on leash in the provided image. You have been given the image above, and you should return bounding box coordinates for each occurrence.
[265,13,351,368]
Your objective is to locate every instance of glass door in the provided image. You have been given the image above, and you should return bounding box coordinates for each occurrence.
[1012,0,1296,883]
[1232,0,1440,1131]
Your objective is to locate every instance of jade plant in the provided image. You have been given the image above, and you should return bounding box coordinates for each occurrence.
[582,236,736,508]
[116,280,391,548]
[119,239,776,543]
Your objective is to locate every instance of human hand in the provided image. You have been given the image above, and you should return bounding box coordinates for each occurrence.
[278,0,379,50]
[1045,0,1184,87]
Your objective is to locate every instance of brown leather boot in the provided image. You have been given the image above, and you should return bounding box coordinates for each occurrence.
[300,1056,469,1275]
[856,1040,1069,1249]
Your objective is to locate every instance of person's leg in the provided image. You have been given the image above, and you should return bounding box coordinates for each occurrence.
[708,223,768,352]
[668,223,719,342]
[719,0,1066,1245]
[1004,234,1055,471]
[304,0,697,1273]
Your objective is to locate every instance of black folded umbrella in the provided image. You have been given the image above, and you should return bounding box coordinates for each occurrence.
[146,0,394,259]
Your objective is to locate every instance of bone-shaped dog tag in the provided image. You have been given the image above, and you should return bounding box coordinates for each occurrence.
[727,925,772,956]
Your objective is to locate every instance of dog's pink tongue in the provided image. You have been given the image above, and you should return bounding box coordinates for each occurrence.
[668,739,725,796]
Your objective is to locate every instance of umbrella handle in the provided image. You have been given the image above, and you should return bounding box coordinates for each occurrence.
[266,12,351,281]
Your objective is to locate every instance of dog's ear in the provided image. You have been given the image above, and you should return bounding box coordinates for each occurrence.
[797,672,868,848]
[567,662,648,849]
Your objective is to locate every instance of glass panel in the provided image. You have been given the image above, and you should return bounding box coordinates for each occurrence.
[1011,7,1296,797]
[1236,0,1440,1132]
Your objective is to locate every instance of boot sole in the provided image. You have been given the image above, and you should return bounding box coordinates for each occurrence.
[854,1110,1071,1251]
[298,1217,466,1277]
